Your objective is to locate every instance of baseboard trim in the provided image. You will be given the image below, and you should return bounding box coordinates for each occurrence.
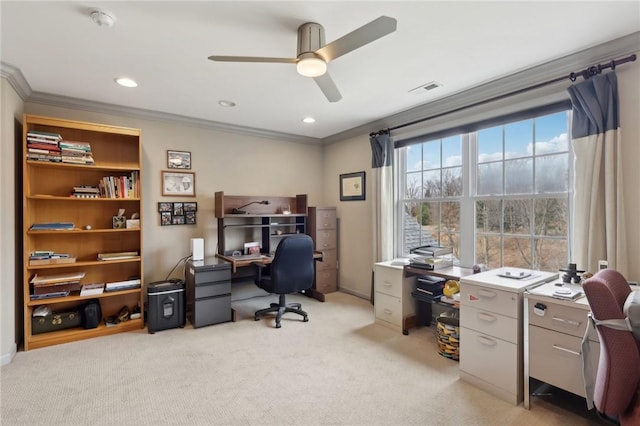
[1,343,17,366]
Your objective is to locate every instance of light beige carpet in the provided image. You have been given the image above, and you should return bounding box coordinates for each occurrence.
[1,290,602,425]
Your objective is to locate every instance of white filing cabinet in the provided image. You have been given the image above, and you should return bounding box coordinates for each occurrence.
[524,282,600,409]
[373,261,416,335]
[459,268,557,405]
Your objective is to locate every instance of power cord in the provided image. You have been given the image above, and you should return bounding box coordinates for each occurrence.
[164,254,192,281]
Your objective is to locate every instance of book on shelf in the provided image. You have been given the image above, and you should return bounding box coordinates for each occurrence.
[27,130,62,141]
[104,278,141,292]
[30,291,70,300]
[30,222,75,231]
[80,283,105,296]
[30,271,85,285]
[26,153,62,163]
[98,251,139,261]
[29,257,76,266]
[33,281,82,295]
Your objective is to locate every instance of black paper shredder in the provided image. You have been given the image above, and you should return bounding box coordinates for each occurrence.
[147,279,185,334]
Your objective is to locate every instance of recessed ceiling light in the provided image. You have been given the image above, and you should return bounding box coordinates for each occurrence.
[218,100,236,107]
[115,77,138,88]
[90,9,116,27]
[302,117,316,124]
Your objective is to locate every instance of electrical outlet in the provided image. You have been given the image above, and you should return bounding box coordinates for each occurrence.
[598,260,608,270]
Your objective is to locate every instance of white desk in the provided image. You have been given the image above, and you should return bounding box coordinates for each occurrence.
[524,282,600,409]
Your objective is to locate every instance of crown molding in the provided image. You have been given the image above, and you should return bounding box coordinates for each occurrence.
[322,31,640,145]
[0,62,321,146]
[22,91,322,145]
[0,62,32,100]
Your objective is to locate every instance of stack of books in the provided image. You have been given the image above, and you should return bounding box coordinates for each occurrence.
[71,185,100,198]
[97,251,139,261]
[29,250,75,266]
[30,222,75,231]
[59,140,95,165]
[30,271,85,298]
[26,130,62,162]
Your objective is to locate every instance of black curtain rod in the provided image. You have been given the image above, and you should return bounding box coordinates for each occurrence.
[369,53,637,138]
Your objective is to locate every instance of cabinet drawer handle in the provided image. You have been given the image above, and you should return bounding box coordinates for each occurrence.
[383,309,393,315]
[477,289,497,298]
[552,345,581,356]
[477,335,497,346]
[477,312,497,322]
[383,281,393,288]
[552,317,581,327]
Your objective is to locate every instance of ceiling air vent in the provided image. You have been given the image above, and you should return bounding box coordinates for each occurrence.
[408,81,442,94]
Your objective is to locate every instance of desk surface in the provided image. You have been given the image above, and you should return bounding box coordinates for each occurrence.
[216,252,323,273]
[404,264,475,281]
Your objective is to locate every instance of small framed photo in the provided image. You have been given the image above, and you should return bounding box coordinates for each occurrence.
[167,150,191,169]
[158,202,173,212]
[340,171,366,201]
[160,211,172,226]
[172,215,186,225]
[183,202,198,212]
[173,202,184,216]
[185,211,197,225]
[162,171,195,197]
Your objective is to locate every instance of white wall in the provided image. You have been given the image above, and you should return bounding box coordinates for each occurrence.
[1,79,24,364]
[324,54,640,300]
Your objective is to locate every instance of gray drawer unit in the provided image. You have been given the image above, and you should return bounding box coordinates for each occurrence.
[186,257,232,328]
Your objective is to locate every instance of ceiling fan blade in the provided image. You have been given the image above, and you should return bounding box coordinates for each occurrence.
[313,72,342,102]
[315,16,397,62]
[208,55,297,64]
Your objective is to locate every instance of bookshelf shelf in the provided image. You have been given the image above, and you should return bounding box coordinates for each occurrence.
[22,114,144,351]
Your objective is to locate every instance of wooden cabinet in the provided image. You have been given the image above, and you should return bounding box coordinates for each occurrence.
[214,191,307,271]
[373,261,416,335]
[458,268,557,405]
[22,115,143,350]
[307,207,338,297]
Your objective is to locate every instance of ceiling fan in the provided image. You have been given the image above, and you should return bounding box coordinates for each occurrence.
[208,16,397,102]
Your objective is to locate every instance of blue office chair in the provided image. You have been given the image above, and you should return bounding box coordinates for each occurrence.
[252,234,314,328]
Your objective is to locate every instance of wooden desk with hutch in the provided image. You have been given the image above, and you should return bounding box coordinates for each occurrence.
[214,192,327,301]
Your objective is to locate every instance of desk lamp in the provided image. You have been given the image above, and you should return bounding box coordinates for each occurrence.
[232,200,270,214]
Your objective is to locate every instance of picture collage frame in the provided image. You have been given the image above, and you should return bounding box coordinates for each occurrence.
[158,202,197,226]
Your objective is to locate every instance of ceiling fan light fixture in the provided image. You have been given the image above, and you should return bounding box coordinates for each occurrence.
[296,55,327,78]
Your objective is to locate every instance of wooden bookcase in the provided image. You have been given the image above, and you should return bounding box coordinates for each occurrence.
[22,115,144,350]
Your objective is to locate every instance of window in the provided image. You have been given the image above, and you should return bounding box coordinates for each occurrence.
[397,110,571,270]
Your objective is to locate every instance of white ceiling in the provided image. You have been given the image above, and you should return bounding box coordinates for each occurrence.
[2,1,639,141]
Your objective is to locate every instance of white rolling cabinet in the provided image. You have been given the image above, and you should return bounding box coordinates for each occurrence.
[459,268,557,405]
[524,282,600,409]
[373,261,416,335]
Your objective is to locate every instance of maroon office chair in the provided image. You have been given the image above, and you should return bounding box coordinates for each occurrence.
[582,269,640,425]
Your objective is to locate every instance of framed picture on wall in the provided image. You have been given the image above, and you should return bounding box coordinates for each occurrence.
[161,171,195,197]
[167,150,191,169]
[340,171,366,201]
